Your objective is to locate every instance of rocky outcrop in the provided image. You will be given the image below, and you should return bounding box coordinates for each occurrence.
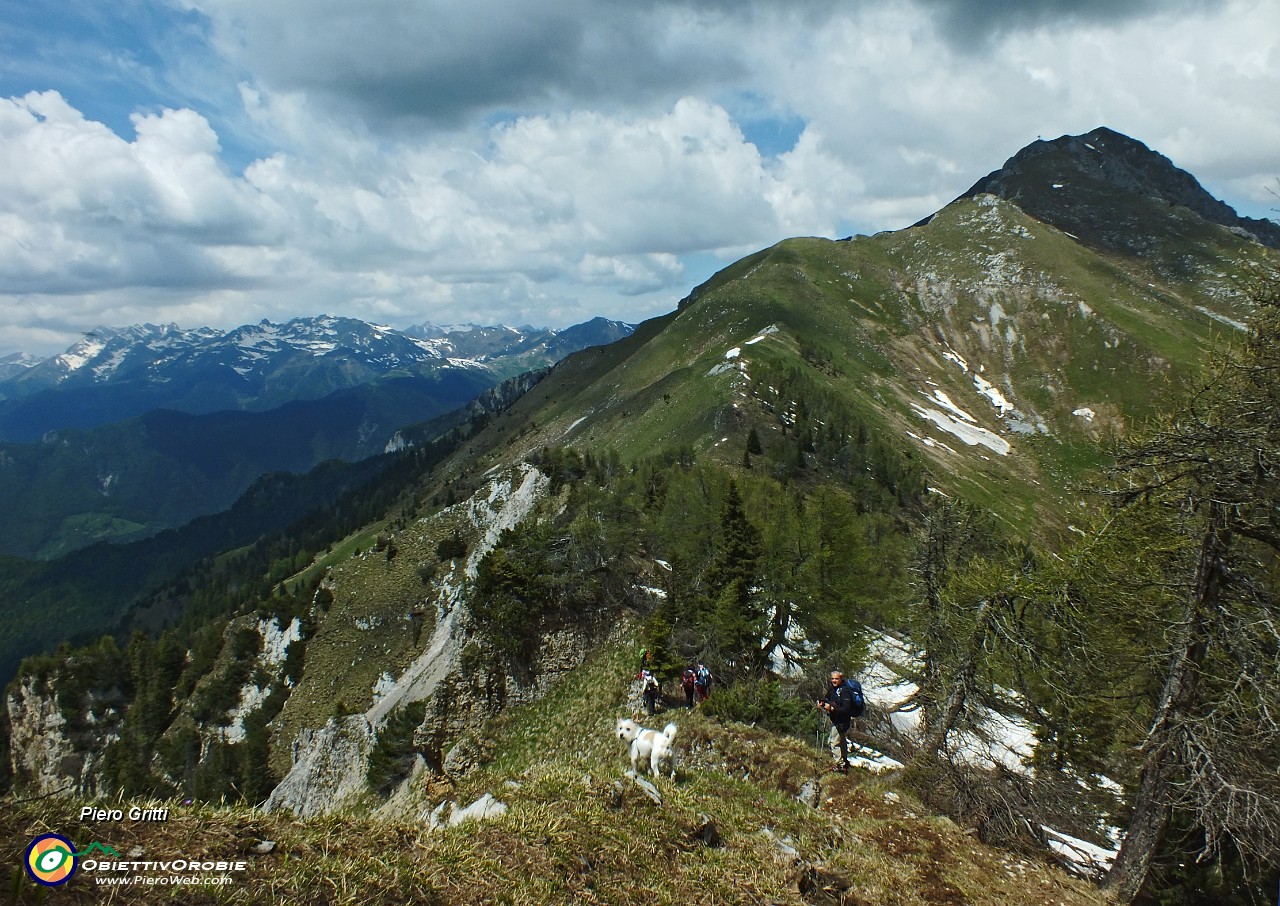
[263,716,375,818]
[266,464,591,818]
[5,677,116,797]
[958,126,1280,252]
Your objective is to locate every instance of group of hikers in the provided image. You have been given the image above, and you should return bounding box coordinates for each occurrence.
[635,651,866,773]
[637,650,712,715]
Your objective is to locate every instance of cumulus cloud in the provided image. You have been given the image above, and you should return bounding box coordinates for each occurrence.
[0,90,806,351]
[1,0,1277,355]
[919,0,1228,46]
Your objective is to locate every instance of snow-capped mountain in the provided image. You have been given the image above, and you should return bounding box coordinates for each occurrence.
[0,316,634,441]
[0,352,43,382]
[403,317,635,369]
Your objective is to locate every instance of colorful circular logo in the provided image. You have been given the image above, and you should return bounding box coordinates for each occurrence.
[24,833,78,886]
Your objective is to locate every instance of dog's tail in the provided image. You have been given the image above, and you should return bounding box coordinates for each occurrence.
[662,723,678,740]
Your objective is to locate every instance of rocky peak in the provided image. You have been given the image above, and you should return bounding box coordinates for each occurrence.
[959,126,1280,252]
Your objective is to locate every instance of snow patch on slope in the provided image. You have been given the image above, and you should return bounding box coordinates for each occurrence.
[911,405,1011,456]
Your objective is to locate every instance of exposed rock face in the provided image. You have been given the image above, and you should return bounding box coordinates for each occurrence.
[263,716,375,818]
[265,558,469,816]
[5,677,114,797]
[414,624,609,777]
[265,464,613,818]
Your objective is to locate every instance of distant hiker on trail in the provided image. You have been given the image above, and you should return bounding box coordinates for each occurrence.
[681,666,697,709]
[694,663,712,704]
[639,648,652,672]
[818,670,861,773]
[640,669,661,715]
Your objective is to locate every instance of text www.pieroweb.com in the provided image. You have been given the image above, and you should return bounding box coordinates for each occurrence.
[95,874,235,887]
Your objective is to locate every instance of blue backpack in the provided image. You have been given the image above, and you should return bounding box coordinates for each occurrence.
[844,679,866,718]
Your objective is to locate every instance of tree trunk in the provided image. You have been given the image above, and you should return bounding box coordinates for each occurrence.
[1102,735,1174,902]
[920,598,993,758]
[1102,506,1226,902]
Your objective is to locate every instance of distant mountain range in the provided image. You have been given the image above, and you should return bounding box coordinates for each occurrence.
[0,316,633,441]
[0,316,632,558]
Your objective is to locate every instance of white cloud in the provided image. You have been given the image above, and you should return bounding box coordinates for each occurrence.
[1,0,1277,356]
[0,90,803,352]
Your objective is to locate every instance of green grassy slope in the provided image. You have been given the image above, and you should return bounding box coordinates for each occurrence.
[432,194,1277,541]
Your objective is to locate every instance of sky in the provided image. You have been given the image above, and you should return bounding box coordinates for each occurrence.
[1,0,1277,357]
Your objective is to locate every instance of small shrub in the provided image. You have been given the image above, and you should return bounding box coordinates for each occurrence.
[367,701,428,795]
[700,678,812,737]
[435,531,468,561]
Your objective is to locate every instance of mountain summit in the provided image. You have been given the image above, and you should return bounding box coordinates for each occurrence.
[956,126,1280,255]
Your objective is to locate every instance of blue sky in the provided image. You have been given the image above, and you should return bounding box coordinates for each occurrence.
[1,0,1277,356]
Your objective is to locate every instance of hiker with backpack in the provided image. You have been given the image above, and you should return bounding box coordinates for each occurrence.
[681,665,697,709]
[694,663,712,704]
[640,669,661,716]
[817,670,865,773]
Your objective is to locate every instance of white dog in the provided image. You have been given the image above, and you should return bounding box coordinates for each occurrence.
[615,718,678,779]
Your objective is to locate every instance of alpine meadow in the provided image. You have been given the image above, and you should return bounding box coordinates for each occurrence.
[4,128,1280,906]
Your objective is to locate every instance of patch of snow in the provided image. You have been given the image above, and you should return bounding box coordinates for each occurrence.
[745,325,779,345]
[1051,183,1064,189]
[91,348,130,380]
[1195,306,1248,331]
[1073,408,1096,421]
[847,742,904,774]
[655,559,672,571]
[941,349,969,373]
[384,432,409,454]
[564,415,589,435]
[767,608,818,678]
[56,338,106,373]
[911,405,1012,456]
[973,375,1015,415]
[907,431,958,456]
[446,793,508,828]
[927,389,975,423]
[1042,827,1117,879]
[639,586,668,600]
[1096,775,1124,794]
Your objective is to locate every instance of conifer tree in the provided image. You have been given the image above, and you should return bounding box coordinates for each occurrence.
[1098,284,1280,902]
[704,480,766,676]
